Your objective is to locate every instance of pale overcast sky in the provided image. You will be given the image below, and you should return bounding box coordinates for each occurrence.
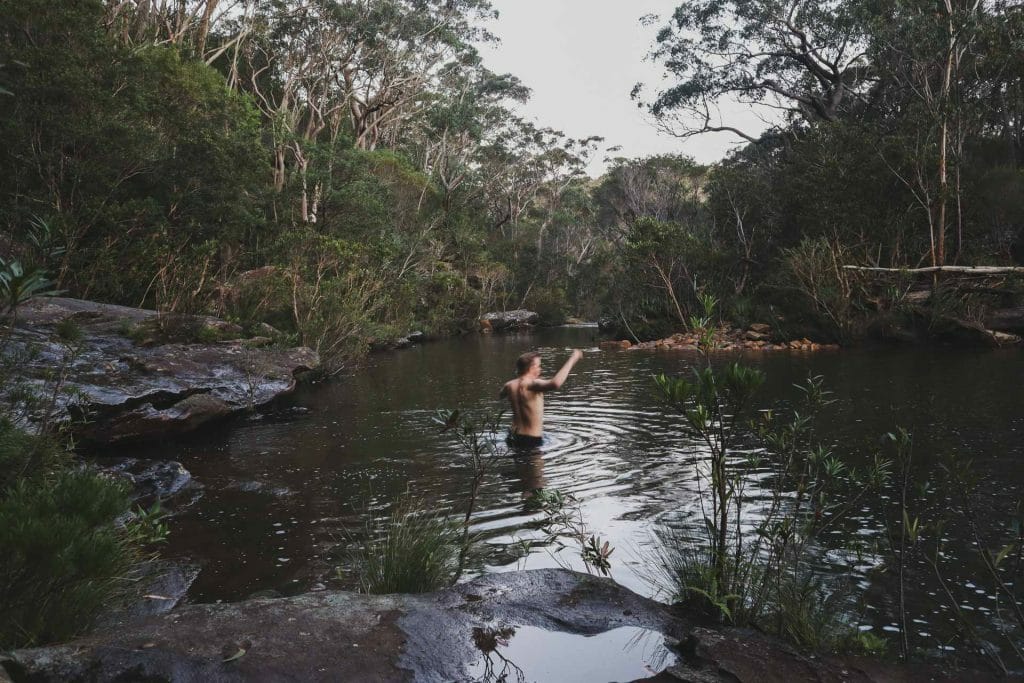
[475,1,768,176]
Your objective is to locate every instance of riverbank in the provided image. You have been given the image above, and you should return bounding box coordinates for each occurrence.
[3,297,319,445]
[600,323,842,353]
[1,569,968,682]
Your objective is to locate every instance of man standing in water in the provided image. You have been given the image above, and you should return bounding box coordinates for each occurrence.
[500,349,583,448]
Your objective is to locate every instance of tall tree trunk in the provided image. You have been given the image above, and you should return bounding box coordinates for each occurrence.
[195,0,218,56]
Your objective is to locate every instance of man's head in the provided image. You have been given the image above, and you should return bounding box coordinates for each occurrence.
[515,351,541,378]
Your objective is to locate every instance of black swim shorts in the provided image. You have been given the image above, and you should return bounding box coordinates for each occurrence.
[506,432,543,449]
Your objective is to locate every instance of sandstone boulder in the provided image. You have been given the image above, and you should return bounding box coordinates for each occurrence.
[3,297,319,445]
[480,309,540,332]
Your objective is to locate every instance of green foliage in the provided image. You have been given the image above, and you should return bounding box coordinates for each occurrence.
[0,419,158,649]
[650,313,884,652]
[0,420,67,493]
[776,237,871,343]
[415,270,480,337]
[524,285,569,326]
[0,0,265,307]
[0,258,60,318]
[54,317,83,344]
[345,492,462,595]
[0,283,157,650]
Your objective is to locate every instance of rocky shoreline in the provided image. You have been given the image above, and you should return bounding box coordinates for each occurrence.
[3,297,319,445]
[600,323,841,353]
[0,569,965,683]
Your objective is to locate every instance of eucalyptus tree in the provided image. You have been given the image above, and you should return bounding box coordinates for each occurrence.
[408,65,530,211]
[637,0,875,143]
[224,0,496,223]
[102,0,241,58]
[479,119,598,241]
[868,0,1016,265]
[593,155,706,239]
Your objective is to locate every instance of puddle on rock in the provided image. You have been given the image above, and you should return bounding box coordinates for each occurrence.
[466,624,677,682]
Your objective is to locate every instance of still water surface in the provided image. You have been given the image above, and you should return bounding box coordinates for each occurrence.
[153,326,1024,660]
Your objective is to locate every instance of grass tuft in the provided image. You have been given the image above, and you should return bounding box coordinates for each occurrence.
[345,493,461,595]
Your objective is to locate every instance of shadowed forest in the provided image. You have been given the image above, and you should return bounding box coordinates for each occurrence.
[3,0,1023,370]
[3,1,1024,677]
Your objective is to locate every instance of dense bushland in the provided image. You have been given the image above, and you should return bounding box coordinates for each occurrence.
[6,1,1023,357]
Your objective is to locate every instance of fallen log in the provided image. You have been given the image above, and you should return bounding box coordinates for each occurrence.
[843,265,1024,275]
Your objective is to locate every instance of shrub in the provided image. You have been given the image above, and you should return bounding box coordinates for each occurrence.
[0,459,148,648]
[0,419,65,485]
[775,237,870,343]
[345,493,461,594]
[0,412,164,649]
[415,270,479,337]
[648,303,886,652]
[525,285,569,326]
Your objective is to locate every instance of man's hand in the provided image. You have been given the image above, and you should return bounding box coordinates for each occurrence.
[534,349,584,392]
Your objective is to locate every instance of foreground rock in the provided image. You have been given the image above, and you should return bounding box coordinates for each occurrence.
[479,309,539,332]
[3,297,318,444]
[2,569,963,682]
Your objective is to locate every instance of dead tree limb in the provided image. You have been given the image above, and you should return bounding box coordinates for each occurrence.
[843,265,1024,275]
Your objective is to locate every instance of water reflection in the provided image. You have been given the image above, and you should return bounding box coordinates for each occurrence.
[148,327,1024,661]
[466,624,678,683]
[511,450,545,497]
[471,626,526,683]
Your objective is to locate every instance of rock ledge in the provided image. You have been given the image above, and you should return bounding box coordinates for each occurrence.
[3,297,318,444]
[2,569,960,683]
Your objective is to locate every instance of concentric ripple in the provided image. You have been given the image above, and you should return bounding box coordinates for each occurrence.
[152,327,1024,661]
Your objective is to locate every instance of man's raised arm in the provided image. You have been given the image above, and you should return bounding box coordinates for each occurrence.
[531,349,583,392]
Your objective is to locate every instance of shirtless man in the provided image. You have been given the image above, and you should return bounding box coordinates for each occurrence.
[500,349,583,448]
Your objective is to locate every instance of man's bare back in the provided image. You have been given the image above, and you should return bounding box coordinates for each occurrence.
[500,349,583,444]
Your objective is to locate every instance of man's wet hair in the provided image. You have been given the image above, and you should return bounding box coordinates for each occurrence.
[515,351,541,376]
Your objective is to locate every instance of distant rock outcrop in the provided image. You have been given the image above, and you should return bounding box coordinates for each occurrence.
[479,309,539,332]
[3,297,318,445]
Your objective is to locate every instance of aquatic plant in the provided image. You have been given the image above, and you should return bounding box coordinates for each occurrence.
[345,492,462,595]
[525,488,614,577]
[648,294,886,650]
[434,409,512,578]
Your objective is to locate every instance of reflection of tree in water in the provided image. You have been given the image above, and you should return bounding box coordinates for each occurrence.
[624,627,675,675]
[471,626,525,683]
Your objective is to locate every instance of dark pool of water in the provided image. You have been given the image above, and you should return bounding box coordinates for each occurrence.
[147,326,1024,665]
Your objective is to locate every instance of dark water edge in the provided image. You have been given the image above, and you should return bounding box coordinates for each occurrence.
[141,326,1024,666]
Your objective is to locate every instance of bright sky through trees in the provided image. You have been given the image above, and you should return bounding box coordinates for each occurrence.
[476,0,770,175]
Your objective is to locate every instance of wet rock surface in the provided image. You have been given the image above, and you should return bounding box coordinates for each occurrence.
[95,457,198,505]
[3,298,319,444]
[480,309,540,332]
[2,569,968,683]
[99,562,202,625]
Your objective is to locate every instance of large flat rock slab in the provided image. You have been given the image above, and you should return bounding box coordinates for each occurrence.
[2,570,677,682]
[1,569,965,682]
[3,297,318,444]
